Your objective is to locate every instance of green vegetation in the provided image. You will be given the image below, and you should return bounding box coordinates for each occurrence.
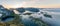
[29,16,48,26]
[32,18,48,26]
[0,10,49,26]
[0,12,24,26]
[6,12,24,26]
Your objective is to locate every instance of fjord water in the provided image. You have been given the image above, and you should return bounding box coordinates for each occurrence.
[42,8,60,26]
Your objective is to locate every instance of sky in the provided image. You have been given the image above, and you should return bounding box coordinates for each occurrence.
[0,0,60,8]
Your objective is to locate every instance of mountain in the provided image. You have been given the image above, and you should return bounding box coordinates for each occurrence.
[25,8,39,12]
[14,7,52,26]
[16,7,25,13]
[0,5,11,16]
[0,5,54,26]
[13,7,40,15]
[0,5,15,22]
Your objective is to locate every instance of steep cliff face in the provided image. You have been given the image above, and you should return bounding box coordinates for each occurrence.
[0,5,14,17]
[0,5,15,22]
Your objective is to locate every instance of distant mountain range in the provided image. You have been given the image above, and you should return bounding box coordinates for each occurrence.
[0,5,54,26]
[0,5,52,18]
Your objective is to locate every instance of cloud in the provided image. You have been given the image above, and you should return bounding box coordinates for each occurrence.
[0,0,60,8]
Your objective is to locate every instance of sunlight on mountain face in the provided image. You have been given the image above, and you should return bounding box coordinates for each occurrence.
[13,10,20,14]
